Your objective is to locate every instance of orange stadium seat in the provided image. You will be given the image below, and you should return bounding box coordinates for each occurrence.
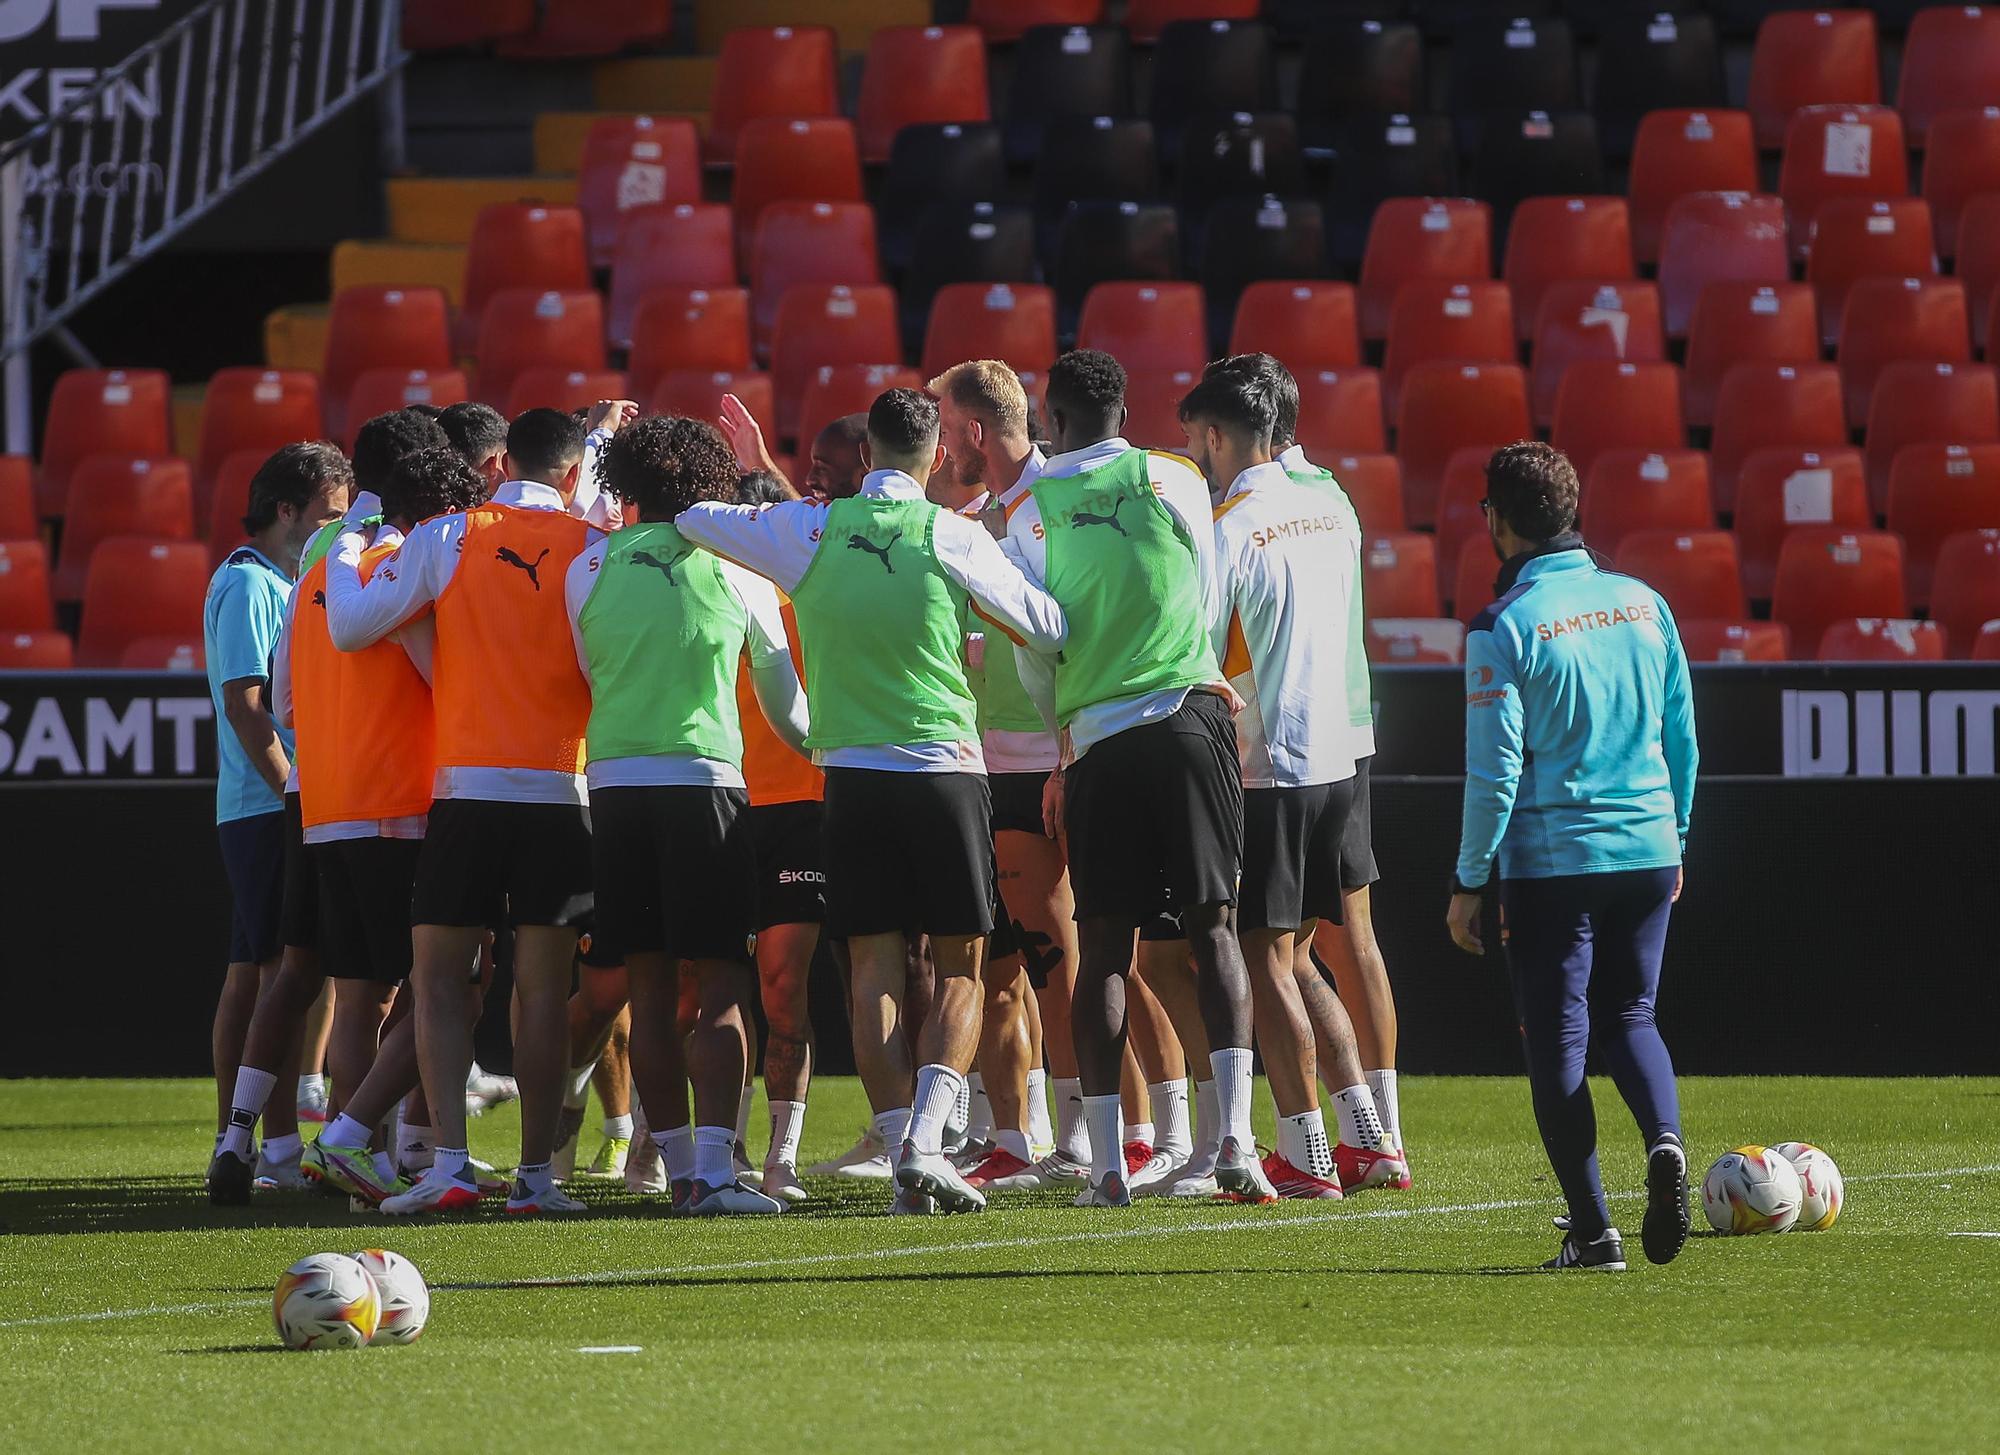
[627,287,753,399]
[1122,369,1202,451]
[492,0,669,57]
[1678,618,1791,662]
[1126,0,1259,46]
[576,116,701,268]
[1362,533,1441,619]
[1581,448,1714,558]
[504,368,631,418]
[1897,5,2000,147]
[341,369,470,450]
[1885,442,2000,605]
[321,286,452,436]
[1628,110,1758,265]
[797,365,925,449]
[1864,361,2000,512]
[1227,281,1362,371]
[1529,279,1666,429]
[474,289,606,409]
[54,457,195,602]
[37,369,170,518]
[1746,9,1879,150]
[0,630,73,669]
[458,204,590,352]
[1382,281,1516,418]
[855,26,991,164]
[920,282,1059,382]
[705,26,840,166]
[1709,362,1849,512]
[401,0,534,51]
[1550,361,1686,482]
[1922,108,2000,257]
[647,370,776,444]
[1395,361,1530,530]
[1656,191,1789,338]
[1732,446,1871,599]
[0,540,54,630]
[608,203,736,349]
[1367,617,1465,665]
[76,539,207,669]
[0,457,34,540]
[1324,453,1405,533]
[1778,106,1909,259]
[1358,199,1493,341]
[731,119,864,270]
[1683,282,1818,428]
[968,0,1102,43]
[1502,196,1634,343]
[118,635,204,671]
[1806,197,1938,347]
[1771,528,1907,656]
[1292,368,1387,457]
[1960,194,2000,354]
[769,285,901,442]
[1837,278,1971,431]
[1450,535,1499,623]
[1931,528,2000,654]
[194,370,323,505]
[1077,283,1208,377]
[750,202,882,356]
[1818,617,1944,661]
[205,450,264,565]
[1614,529,1746,619]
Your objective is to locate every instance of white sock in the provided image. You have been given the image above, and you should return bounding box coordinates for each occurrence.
[221,1066,277,1156]
[603,1112,634,1140]
[966,1072,994,1139]
[372,1150,396,1184]
[1333,1083,1391,1151]
[1369,1068,1403,1150]
[1025,1068,1053,1148]
[909,1064,966,1156]
[871,1106,912,1162]
[1193,1079,1220,1154]
[735,1087,754,1148]
[323,1112,371,1149]
[653,1124,694,1182]
[565,1060,596,1108]
[1150,1079,1192,1159]
[297,1072,325,1102]
[1278,1107,1335,1178]
[1127,1120,1155,1152]
[694,1125,735,1186]
[1054,1076,1091,1160]
[262,1131,302,1164]
[1210,1048,1256,1147]
[433,1146,470,1181]
[1083,1094,1123,1185]
[397,1121,435,1169]
[515,1159,553,1195]
[767,1099,806,1169]
[995,1127,1032,1161]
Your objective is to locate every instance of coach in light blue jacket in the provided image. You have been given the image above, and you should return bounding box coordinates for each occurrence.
[1444,442,1699,1275]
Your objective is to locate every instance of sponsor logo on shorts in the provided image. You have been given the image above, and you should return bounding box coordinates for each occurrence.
[775,869,826,885]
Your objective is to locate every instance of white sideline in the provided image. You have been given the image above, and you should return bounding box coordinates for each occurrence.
[4,1162,1996,1333]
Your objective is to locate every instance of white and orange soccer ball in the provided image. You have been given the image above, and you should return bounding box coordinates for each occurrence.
[349,1249,430,1343]
[1771,1142,1845,1231]
[1702,1146,1804,1235]
[274,1253,380,1350]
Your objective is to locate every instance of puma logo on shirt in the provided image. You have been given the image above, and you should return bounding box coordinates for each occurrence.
[496,545,551,589]
[312,589,325,607]
[846,532,901,573]
[1070,499,1127,535]
[631,546,693,585]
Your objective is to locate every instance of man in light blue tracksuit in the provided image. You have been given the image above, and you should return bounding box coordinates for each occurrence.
[1444,442,1699,1273]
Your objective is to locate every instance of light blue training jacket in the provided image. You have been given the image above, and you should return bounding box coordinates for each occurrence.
[1455,541,1698,888]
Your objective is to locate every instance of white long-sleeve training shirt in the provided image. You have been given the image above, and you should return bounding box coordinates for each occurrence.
[971,447,1061,775]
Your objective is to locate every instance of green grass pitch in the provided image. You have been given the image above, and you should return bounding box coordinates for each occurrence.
[2,1076,1996,1453]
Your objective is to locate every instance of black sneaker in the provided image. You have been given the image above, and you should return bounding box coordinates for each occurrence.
[1642,1134,1691,1266]
[1542,1227,1627,1271]
[206,1149,253,1206]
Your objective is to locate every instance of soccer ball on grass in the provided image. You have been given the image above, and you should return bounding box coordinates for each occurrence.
[1770,1142,1844,1231]
[349,1248,430,1343]
[274,1253,380,1350]
[1701,1146,1804,1235]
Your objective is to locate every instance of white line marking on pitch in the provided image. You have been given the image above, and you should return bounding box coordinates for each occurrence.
[1945,1231,2000,1238]
[577,1345,644,1353]
[6,1162,1996,1332]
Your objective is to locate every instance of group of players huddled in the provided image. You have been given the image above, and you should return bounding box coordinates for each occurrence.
[202,349,1411,1218]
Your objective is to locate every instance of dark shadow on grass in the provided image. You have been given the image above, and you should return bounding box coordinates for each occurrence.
[430,1263,1548,1295]
[174,1345,294,1356]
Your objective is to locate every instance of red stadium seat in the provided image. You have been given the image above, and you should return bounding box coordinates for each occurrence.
[1394,362,1531,529]
[118,634,204,670]
[1778,106,1910,259]
[1862,360,1999,509]
[1550,361,1686,482]
[750,201,882,357]
[1123,369,1203,451]
[0,457,34,541]
[1732,446,1872,599]
[0,629,73,668]
[194,369,323,510]
[1897,5,2000,147]
[1817,617,1944,661]
[1362,533,1441,619]
[1807,197,1939,347]
[0,540,53,630]
[797,365,925,450]
[37,368,170,518]
[1977,619,2000,658]
[1433,447,1496,598]
[1614,529,1747,619]
[205,450,262,565]
[1886,441,2000,605]
[706,26,839,166]
[1358,199,1493,340]
[1678,618,1791,662]
[627,287,753,400]
[1683,282,1819,428]
[1227,281,1362,371]
[1450,535,1499,624]
[54,457,195,602]
[769,285,901,442]
[1628,109,1759,265]
[1077,282,1208,377]
[492,0,669,57]
[341,369,470,451]
[1367,617,1465,665]
[732,119,864,272]
[1746,9,1879,150]
[1382,281,1516,418]
[855,26,992,164]
[1501,196,1634,343]
[576,116,701,268]
[458,204,589,352]
[1127,0,1259,46]
[647,370,776,444]
[607,203,736,349]
[1838,277,1972,431]
[1656,191,1789,338]
[1580,448,1714,558]
[322,286,452,437]
[400,0,534,51]
[76,539,208,669]
[1293,368,1387,457]
[1771,528,1908,656]
[1932,528,2000,654]
[1961,193,2000,354]
[1529,279,1666,429]
[1710,362,1850,512]
[503,368,630,418]
[474,289,605,408]
[1922,107,2000,257]
[1323,453,1405,534]
[920,283,1059,381]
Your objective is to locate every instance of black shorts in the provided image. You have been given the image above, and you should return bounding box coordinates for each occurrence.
[988,884,1021,961]
[1138,884,1184,943]
[748,799,826,930]
[1341,755,1380,890]
[1240,780,1356,933]
[218,808,285,965]
[1064,691,1243,926]
[575,908,624,969]
[591,784,755,961]
[316,835,422,982]
[410,797,594,929]
[989,771,1050,837]
[822,768,996,940]
[279,792,318,951]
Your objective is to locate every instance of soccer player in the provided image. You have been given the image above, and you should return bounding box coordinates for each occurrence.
[1004,349,1267,1207]
[676,387,1068,1215]
[203,442,349,1200]
[1446,442,1697,1271]
[436,401,509,493]
[325,408,601,1216]
[567,415,808,1215]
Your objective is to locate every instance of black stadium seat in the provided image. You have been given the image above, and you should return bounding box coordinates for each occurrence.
[1198,195,1326,350]
[1560,0,1704,40]
[1002,24,1132,165]
[1264,1,1415,44]
[1054,201,1180,334]
[880,123,1006,273]
[1296,20,1426,152]
[1450,15,1579,152]
[1412,0,1550,37]
[1592,11,1725,158]
[1148,17,1278,162]
[1466,110,1606,240]
[1324,113,1458,268]
[901,202,1037,354]
[1032,115,1159,270]
[1175,112,1306,262]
